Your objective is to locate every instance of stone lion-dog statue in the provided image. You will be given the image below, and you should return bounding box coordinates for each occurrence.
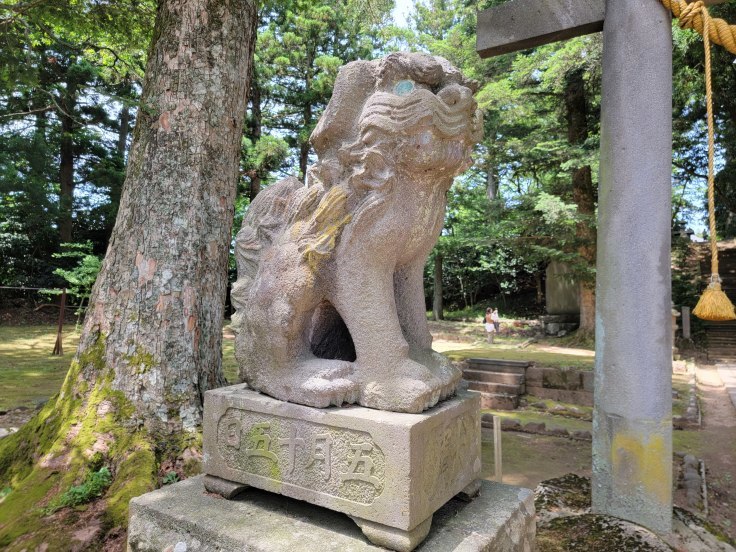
[231,52,482,413]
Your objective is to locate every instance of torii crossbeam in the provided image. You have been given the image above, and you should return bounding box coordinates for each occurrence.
[477,0,687,535]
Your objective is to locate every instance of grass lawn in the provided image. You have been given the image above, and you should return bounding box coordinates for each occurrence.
[0,326,81,410]
[0,325,242,411]
[438,341,595,370]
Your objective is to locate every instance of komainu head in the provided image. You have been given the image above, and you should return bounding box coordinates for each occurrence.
[309,51,483,196]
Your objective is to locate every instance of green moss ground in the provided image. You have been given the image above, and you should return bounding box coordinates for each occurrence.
[0,336,163,549]
[484,409,593,433]
[221,328,238,384]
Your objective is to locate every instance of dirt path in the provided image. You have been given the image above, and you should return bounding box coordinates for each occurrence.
[695,363,736,538]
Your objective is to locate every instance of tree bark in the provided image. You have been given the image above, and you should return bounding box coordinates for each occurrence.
[535,270,543,305]
[82,0,255,431]
[433,253,444,321]
[0,0,256,546]
[117,99,130,158]
[486,158,497,201]
[565,69,597,334]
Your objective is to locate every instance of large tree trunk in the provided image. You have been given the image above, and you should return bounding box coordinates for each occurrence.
[573,165,596,334]
[0,0,256,547]
[565,69,597,335]
[433,253,444,321]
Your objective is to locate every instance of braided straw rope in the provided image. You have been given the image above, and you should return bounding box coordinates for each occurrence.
[665,1,736,319]
[660,0,736,54]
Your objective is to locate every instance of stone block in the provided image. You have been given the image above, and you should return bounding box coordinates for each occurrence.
[203,385,481,534]
[127,476,536,552]
[478,392,519,410]
[581,371,595,393]
[526,385,593,407]
[477,0,605,57]
[525,366,544,387]
[542,367,582,390]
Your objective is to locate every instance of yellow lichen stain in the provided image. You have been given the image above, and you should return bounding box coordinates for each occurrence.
[298,186,352,273]
[611,432,670,505]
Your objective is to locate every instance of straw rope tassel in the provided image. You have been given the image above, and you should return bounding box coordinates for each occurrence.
[676,2,736,321]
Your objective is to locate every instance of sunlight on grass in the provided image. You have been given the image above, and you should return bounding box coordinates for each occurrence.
[0,326,81,410]
[222,333,238,384]
[1,324,243,410]
[482,409,593,433]
[439,342,595,370]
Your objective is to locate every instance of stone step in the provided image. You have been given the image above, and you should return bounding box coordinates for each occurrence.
[475,392,519,410]
[707,348,736,356]
[462,368,524,385]
[708,341,736,348]
[466,358,529,375]
[466,381,524,395]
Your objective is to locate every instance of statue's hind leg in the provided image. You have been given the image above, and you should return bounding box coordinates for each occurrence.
[235,256,359,408]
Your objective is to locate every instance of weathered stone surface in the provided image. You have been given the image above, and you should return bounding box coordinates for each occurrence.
[127,476,535,552]
[592,0,673,533]
[203,385,481,533]
[501,419,522,431]
[526,386,593,407]
[581,371,594,393]
[545,261,580,315]
[542,367,582,390]
[523,422,546,433]
[201,475,248,499]
[230,52,482,414]
[478,392,519,410]
[477,0,604,58]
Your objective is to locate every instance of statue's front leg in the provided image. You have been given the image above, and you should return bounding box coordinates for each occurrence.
[332,259,442,413]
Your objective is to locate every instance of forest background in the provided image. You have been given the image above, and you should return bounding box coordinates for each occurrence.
[2,0,735,328]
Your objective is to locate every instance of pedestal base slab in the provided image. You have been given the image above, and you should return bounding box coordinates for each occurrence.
[127,476,536,552]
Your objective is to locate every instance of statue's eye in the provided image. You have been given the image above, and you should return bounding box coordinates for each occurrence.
[394,79,415,96]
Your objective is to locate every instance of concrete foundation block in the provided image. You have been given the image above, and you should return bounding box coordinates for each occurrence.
[127,476,536,552]
[202,385,481,540]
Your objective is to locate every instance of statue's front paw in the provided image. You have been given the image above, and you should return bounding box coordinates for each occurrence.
[410,349,461,401]
[300,360,359,408]
[355,358,444,413]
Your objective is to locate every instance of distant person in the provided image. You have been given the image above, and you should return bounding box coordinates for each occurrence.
[491,308,500,333]
[484,307,496,344]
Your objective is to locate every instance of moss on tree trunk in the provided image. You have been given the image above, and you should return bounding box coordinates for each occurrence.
[0,0,256,548]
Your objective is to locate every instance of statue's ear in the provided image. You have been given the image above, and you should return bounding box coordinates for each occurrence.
[310,60,377,161]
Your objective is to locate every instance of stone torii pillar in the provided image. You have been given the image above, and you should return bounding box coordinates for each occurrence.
[478,0,673,534]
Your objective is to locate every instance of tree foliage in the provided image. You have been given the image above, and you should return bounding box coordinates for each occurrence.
[0,0,154,287]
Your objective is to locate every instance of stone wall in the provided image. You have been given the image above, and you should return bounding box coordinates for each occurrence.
[525,365,594,407]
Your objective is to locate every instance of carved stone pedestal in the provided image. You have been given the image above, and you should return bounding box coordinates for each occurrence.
[200,385,481,550]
